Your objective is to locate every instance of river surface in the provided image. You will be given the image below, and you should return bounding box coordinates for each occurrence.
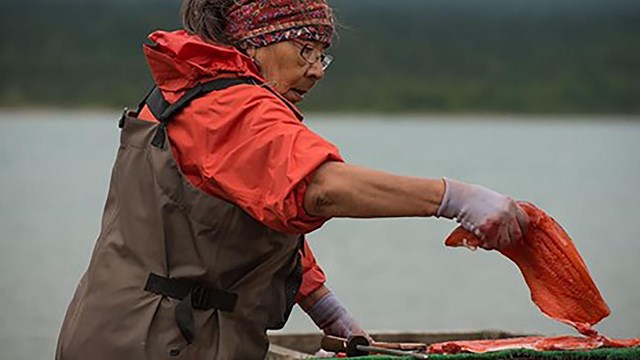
[1,111,639,359]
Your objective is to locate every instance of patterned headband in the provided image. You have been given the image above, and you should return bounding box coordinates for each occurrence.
[225,0,335,48]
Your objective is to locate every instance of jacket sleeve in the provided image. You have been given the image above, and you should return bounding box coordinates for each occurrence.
[200,85,344,234]
[296,239,327,303]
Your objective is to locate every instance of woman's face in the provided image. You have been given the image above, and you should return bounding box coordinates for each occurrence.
[247,40,327,104]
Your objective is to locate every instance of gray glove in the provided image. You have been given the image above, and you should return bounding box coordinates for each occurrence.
[307,292,370,340]
[437,178,528,250]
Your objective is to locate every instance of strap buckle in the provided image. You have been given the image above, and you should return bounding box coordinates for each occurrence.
[190,285,210,310]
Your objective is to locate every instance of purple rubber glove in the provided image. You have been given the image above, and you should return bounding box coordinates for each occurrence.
[307,292,370,340]
[437,178,529,250]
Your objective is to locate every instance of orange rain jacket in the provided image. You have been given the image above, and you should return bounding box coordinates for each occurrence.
[138,30,342,302]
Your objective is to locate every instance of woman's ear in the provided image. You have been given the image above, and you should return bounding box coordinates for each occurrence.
[245,47,263,70]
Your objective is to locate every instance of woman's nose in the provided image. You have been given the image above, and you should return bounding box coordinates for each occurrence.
[306,60,325,80]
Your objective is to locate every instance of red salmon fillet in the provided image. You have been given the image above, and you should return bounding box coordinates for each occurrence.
[444,202,610,334]
[433,202,640,354]
[428,336,640,354]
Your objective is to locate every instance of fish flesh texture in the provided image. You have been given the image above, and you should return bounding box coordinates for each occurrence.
[433,202,640,354]
[428,335,640,354]
[445,201,609,335]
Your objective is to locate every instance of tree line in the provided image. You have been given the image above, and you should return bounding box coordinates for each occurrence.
[2,0,639,113]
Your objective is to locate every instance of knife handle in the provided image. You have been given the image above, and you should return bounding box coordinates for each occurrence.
[320,335,347,353]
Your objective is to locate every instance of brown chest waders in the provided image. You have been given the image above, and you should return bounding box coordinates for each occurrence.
[56,78,304,360]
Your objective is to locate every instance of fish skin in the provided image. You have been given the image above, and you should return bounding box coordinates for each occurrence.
[444,201,610,335]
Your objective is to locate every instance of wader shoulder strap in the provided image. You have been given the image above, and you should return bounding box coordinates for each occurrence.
[144,77,254,148]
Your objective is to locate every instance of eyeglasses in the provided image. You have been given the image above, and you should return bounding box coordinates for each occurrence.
[290,38,333,71]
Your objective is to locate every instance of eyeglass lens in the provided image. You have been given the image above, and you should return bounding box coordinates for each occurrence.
[300,44,332,70]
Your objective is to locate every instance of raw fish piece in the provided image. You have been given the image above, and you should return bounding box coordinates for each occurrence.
[445,202,610,334]
[428,335,640,354]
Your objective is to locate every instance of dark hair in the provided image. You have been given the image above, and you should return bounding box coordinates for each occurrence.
[181,0,234,45]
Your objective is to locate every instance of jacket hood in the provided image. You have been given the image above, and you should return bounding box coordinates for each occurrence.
[143,30,264,92]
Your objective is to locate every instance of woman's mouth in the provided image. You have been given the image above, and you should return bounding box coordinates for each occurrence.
[287,88,307,103]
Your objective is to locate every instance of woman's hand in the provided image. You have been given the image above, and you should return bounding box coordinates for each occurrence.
[437,178,529,250]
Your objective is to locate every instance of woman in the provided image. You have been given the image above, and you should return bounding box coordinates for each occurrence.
[56,0,529,359]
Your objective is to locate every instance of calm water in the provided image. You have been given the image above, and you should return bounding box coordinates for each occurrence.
[1,111,639,359]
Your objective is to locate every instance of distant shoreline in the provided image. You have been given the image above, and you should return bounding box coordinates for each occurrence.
[1,107,639,122]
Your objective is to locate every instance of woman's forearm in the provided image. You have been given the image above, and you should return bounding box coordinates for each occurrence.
[304,161,445,218]
[299,285,331,312]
